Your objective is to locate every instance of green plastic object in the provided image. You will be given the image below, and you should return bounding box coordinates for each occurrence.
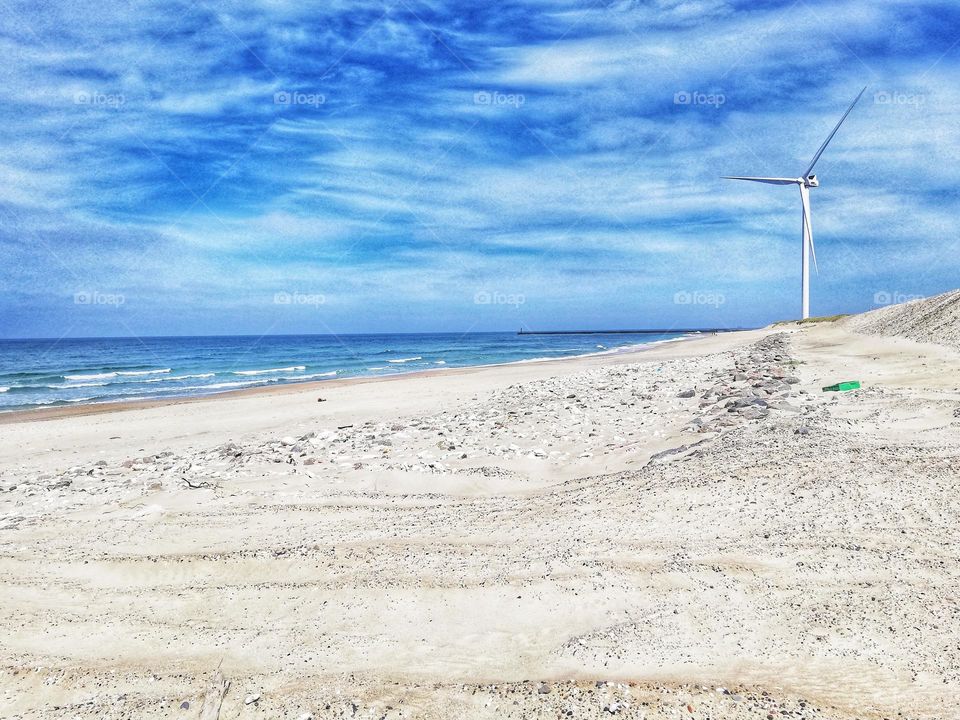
[822,380,860,392]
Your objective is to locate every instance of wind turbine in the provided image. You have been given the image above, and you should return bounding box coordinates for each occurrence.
[724,87,866,319]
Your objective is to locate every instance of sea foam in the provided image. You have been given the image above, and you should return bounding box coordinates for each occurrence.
[233,366,306,376]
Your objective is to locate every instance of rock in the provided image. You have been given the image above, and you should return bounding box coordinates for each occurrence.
[180,701,190,710]
[677,389,695,398]
[784,376,801,384]
[795,426,811,435]
[770,401,799,412]
[538,683,551,694]
[739,406,769,420]
[244,693,260,705]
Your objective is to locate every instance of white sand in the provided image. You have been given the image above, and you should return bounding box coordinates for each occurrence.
[0,322,958,719]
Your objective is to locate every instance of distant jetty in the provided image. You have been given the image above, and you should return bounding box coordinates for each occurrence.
[517,328,748,335]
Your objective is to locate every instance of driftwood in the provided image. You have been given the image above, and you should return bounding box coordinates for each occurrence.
[199,669,230,720]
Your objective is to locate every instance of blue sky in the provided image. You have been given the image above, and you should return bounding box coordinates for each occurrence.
[1,0,959,337]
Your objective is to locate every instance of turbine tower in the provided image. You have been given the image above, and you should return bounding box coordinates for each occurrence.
[724,87,866,320]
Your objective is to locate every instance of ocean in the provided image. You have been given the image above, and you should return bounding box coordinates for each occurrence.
[0,332,691,412]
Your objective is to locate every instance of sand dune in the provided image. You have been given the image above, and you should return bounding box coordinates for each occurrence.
[843,288,960,350]
[0,312,958,719]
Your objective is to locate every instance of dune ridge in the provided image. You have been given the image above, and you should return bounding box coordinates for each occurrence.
[843,288,960,350]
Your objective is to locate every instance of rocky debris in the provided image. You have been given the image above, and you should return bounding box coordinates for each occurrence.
[138,678,847,719]
[683,333,812,435]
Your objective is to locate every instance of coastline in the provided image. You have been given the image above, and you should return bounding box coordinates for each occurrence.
[3,320,958,719]
[0,331,712,425]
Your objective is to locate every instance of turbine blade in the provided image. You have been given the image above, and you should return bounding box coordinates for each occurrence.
[802,86,867,177]
[800,185,818,274]
[722,176,797,185]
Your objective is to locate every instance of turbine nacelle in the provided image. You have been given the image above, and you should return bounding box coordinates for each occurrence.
[804,174,819,188]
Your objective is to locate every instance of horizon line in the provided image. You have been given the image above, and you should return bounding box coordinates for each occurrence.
[0,328,730,342]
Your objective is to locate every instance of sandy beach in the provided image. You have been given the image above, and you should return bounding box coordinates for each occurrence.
[1,315,958,719]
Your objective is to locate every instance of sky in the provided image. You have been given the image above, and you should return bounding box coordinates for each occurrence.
[1,0,959,338]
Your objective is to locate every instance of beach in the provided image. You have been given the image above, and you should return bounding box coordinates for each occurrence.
[1,320,958,719]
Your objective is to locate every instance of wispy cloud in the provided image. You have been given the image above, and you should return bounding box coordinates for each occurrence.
[1,0,959,336]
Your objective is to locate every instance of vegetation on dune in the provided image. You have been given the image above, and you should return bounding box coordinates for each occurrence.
[774,314,850,326]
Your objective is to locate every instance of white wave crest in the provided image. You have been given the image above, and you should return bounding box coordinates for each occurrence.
[233,365,306,376]
[144,373,216,383]
[64,368,170,381]
[64,372,117,381]
[204,379,275,390]
[280,371,337,380]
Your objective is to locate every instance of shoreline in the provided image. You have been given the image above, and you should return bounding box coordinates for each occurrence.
[0,332,708,425]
